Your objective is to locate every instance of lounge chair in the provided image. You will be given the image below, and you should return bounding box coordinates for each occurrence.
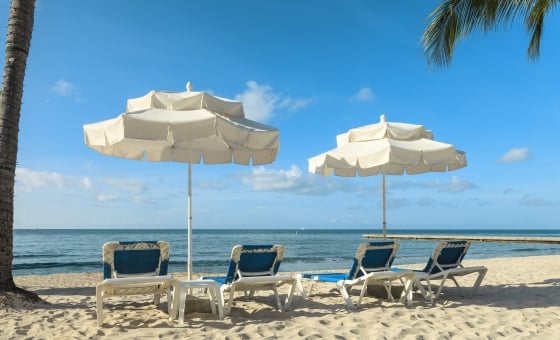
[404,240,488,303]
[202,244,296,315]
[96,241,176,327]
[296,241,418,309]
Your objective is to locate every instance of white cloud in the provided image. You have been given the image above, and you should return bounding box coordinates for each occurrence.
[15,167,149,204]
[99,178,146,195]
[385,197,410,209]
[519,194,559,207]
[241,165,303,191]
[388,178,441,190]
[239,165,361,195]
[50,79,75,96]
[351,87,375,102]
[96,193,120,202]
[16,168,98,193]
[438,176,477,193]
[497,147,531,163]
[277,97,314,112]
[16,168,67,192]
[198,181,227,190]
[80,177,92,190]
[235,81,312,122]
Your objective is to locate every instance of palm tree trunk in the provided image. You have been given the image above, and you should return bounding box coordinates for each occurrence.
[0,0,35,293]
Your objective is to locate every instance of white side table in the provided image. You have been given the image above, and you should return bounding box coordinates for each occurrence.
[173,279,224,325]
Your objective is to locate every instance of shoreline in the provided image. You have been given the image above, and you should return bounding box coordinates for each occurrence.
[3,254,560,339]
[11,251,559,277]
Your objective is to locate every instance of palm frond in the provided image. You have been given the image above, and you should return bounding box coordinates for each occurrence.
[525,0,556,60]
[422,0,555,67]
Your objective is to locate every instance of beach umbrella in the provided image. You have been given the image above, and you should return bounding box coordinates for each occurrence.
[308,114,466,237]
[83,82,279,279]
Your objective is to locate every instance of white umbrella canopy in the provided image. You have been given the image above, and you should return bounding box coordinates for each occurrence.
[83,83,279,279]
[308,114,466,237]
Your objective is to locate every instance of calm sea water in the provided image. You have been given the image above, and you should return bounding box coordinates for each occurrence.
[12,228,560,276]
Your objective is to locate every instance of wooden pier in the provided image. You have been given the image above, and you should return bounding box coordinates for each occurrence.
[362,234,560,244]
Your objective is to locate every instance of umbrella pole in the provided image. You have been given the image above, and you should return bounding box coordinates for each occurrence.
[187,162,193,280]
[382,174,387,238]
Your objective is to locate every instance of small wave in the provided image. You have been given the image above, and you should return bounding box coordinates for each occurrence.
[13,261,101,271]
[511,248,540,252]
[14,254,66,259]
[282,256,332,264]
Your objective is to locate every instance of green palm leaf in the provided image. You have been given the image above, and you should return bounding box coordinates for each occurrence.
[422,0,557,67]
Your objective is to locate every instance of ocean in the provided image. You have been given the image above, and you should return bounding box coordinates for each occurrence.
[12,228,560,276]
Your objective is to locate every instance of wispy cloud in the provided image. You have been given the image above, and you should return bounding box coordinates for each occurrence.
[277,97,314,112]
[417,196,437,207]
[239,166,478,199]
[16,168,69,192]
[99,178,146,195]
[50,79,81,101]
[96,193,120,202]
[519,194,560,207]
[235,81,313,122]
[239,165,350,195]
[388,178,441,190]
[497,147,531,163]
[438,176,477,193]
[50,79,74,95]
[15,167,150,204]
[385,197,410,209]
[198,180,227,191]
[351,87,375,102]
[240,165,304,191]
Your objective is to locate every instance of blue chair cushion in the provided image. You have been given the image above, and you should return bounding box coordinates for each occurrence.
[114,249,161,275]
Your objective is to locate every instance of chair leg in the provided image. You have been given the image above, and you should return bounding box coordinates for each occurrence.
[412,277,431,304]
[167,284,176,320]
[307,281,316,297]
[384,281,395,302]
[434,273,450,301]
[295,275,309,298]
[227,289,235,315]
[337,281,356,309]
[178,289,187,325]
[214,288,225,320]
[153,292,161,305]
[424,278,435,305]
[401,276,414,305]
[96,286,104,327]
[357,282,368,308]
[283,281,296,312]
[272,286,283,310]
[206,288,217,315]
[471,269,487,295]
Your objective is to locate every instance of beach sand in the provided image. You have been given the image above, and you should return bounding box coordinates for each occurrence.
[2,255,559,339]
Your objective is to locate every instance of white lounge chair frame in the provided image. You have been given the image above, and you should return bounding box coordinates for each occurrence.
[297,242,419,309]
[205,245,296,315]
[96,241,176,327]
[413,241,488,303]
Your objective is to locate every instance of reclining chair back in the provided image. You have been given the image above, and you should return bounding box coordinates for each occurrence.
[223,244,285,284]
[102,241,170,279]
[422,240,470,275]
[346,241,399,280]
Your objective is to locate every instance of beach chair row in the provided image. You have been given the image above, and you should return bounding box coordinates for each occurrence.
[96,240,487,327]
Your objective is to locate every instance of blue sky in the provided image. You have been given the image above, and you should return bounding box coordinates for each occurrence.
[4,1,560,230]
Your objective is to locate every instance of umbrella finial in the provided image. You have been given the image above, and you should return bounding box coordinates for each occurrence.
[380,114,386,122]
[186,81,193,93]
